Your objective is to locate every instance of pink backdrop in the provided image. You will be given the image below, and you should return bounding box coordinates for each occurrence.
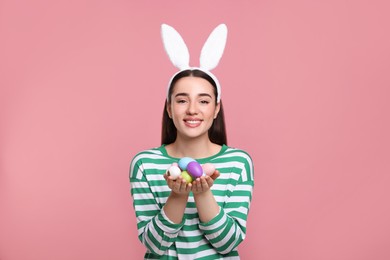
[1,1,389,259]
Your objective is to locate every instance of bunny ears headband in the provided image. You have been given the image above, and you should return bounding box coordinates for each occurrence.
[161,23,228,103]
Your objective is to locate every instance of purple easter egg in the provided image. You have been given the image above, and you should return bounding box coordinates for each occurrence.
[202,163,215,176]
[186,161,203,178]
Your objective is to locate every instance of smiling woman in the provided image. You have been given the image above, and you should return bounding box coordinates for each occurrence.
[162,69,226,147]
[129,24,254,259]
[169,76,218,138]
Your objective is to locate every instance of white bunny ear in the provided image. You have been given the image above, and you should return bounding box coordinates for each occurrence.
[161,24,190,70]
[200,24,228,71]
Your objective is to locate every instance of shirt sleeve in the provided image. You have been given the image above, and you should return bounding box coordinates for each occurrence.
[130,156,185,256]
[198,152,254,254]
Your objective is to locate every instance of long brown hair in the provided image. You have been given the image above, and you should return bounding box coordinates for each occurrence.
[161,69,227,145]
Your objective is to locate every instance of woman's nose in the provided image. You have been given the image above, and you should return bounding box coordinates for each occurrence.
[186,101,198,114]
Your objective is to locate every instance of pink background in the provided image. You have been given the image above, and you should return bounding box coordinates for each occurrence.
[1,1,389,259]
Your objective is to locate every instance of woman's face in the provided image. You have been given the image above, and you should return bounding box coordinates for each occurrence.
[167,76,220,142]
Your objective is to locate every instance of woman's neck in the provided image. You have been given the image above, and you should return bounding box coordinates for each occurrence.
[167,137,221,159]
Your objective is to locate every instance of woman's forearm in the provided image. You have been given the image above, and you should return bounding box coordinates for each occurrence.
[163,192,189,224]
[193,190,220,223]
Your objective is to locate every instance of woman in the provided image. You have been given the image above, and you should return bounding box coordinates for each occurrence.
[130,24,254,259]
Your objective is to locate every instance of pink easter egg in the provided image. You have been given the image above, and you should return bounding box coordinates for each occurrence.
[202,163,215,176]
[186,161,203,178]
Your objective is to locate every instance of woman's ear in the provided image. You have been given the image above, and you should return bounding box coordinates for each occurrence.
[167,102,172,118]
[214,102,221,119]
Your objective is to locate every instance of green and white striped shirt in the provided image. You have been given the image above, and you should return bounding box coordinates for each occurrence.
[130,144,254,259]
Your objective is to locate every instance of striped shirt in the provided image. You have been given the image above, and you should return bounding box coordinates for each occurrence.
[129,144,254,259]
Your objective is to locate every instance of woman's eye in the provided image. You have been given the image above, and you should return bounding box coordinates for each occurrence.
[200,100,210,104]
[176,99,187,104]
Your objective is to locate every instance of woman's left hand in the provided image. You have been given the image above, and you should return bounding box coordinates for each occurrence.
[191,170,220,194]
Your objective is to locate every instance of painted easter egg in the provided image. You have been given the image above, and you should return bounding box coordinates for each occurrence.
[168,165,182,179]
[202,163,215,176]
[178,157,195,171]
[186,161,203,178]
[181,171,193,183]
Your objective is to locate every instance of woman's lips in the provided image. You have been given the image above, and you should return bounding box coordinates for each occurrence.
[184,119,202,127]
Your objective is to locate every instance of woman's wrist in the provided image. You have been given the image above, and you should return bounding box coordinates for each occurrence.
[164,190,190,224]
[170,191,190,199]
[193,190,219,222]
[193,189,213,200]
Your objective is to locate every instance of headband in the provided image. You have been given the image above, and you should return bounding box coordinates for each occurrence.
[161,23,228,103]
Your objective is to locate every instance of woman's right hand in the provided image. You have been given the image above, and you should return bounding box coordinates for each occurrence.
[164,173,192,195]
[191,170,220,195]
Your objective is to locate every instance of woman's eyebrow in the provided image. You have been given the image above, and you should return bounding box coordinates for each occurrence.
[174,93,212,98]
[198,93,212,98]
[174,93,189,97]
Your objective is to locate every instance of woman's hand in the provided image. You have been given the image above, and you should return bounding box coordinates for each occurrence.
[191,170,220,194]
[164,173,192,195]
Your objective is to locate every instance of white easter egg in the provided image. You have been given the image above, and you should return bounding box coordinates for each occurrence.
[168,165,182,179]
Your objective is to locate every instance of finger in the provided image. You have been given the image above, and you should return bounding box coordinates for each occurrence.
[169,179,176,191]
[205,176,214,187]
[201,176,209,189]
[165,175,172,186]
[166,176,176,186]
[179,179,187,192]
[186,183,192,192]
[170,176,181,190]
[173,177,182,191]
[196,178,202,192]
[168,175,177,184]
[210,170,220,180]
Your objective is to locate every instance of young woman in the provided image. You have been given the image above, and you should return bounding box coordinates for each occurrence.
[129,24,254,259]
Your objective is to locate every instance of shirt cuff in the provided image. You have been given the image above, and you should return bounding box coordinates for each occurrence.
[198,206,226,234]
[156,207,185,233]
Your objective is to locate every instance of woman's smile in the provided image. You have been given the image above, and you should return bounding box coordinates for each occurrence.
[184,117,203,127]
